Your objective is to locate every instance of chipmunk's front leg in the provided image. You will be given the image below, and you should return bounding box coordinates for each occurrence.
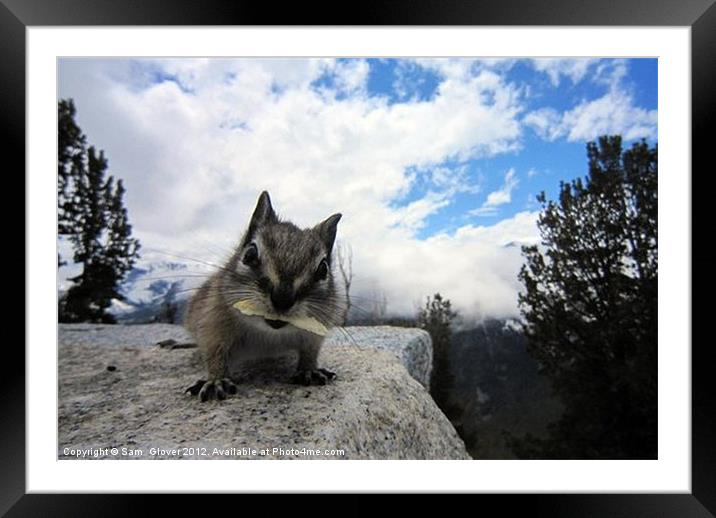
[186,341,237,402]
[291,337,336,386]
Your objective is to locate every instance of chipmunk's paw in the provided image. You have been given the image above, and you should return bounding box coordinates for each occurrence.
[185,378,238,402]
[291,368,336,386]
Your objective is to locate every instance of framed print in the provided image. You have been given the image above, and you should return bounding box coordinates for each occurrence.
[6,0,714,513]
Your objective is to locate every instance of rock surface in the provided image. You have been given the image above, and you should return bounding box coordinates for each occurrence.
[59,323,193,348]
[59,324,433,387]
[325,326,432,388]
[58,324,469,460]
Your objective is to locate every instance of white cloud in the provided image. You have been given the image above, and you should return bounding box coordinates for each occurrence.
[469,168,519,217]
[531,58,600,86]
[389,191,452,232]
[524,61,657,143]
[346,210,540,319]
[592,59,629,89]
[412,211,540,318]
[388,164,481,231]
[412,58,480,81]
[523,107,563,141]
[560,88,657,141]
[485,168,518,207]
[414,58,517,81]
[58,58,537,319]
[333,59,370,94]
[525,90,657,142]
[468,206,499,217]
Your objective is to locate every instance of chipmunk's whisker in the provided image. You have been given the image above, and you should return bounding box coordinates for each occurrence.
[143,248,240,279]
[129,274,213,284]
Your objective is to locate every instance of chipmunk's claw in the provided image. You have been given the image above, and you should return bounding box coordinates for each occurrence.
[291,368,336,386]
[186,378,237,401]
[185,379,207,396]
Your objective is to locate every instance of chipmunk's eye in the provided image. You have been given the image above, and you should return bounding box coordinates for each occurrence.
[242,243,260,267]
[315,258,329,281]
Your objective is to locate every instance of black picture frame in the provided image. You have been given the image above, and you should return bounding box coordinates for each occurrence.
[5,0,713,514]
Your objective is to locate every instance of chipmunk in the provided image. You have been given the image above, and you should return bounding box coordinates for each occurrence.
[184,191,346,402]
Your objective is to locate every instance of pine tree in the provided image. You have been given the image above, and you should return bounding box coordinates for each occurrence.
[104,178,141,288]
[58,100,141,323]
[512,136,657,459]
[70,146,107,267]
[58,99,87,265]
[418,293,458,414]
[154,284,180,324]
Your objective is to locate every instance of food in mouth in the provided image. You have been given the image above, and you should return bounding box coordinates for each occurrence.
[233,299,329,336]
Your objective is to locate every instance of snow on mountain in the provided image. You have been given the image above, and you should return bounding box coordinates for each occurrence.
[112,256,217,321]
[122,260,190,305]
[58,236,234,322]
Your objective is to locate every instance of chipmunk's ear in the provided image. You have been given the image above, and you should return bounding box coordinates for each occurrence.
[315,213,342,253]
[247,191,277,238]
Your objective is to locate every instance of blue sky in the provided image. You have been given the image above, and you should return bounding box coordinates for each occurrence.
[58,57,657,318]
[356,58,658,239]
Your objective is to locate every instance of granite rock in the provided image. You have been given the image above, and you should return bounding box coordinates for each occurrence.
[58,324,469,460]
[59,323,433,387]
[324,326,432,388]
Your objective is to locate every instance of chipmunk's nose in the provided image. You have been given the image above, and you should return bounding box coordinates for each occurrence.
[270,282,295,313]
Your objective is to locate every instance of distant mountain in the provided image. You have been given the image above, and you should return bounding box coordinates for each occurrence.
[443,319,563,459]
[110,259,209,324]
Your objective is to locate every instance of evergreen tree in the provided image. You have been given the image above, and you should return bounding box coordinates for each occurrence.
[418,293,458,414]
[156,299,179,324]
[58,99,87,265]
[70,146,107,267]
[58,100,141,323]
[512,136,657,459]
[103,177,140,286]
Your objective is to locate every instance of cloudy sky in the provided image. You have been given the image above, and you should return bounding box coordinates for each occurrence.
[57,57,657,321]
